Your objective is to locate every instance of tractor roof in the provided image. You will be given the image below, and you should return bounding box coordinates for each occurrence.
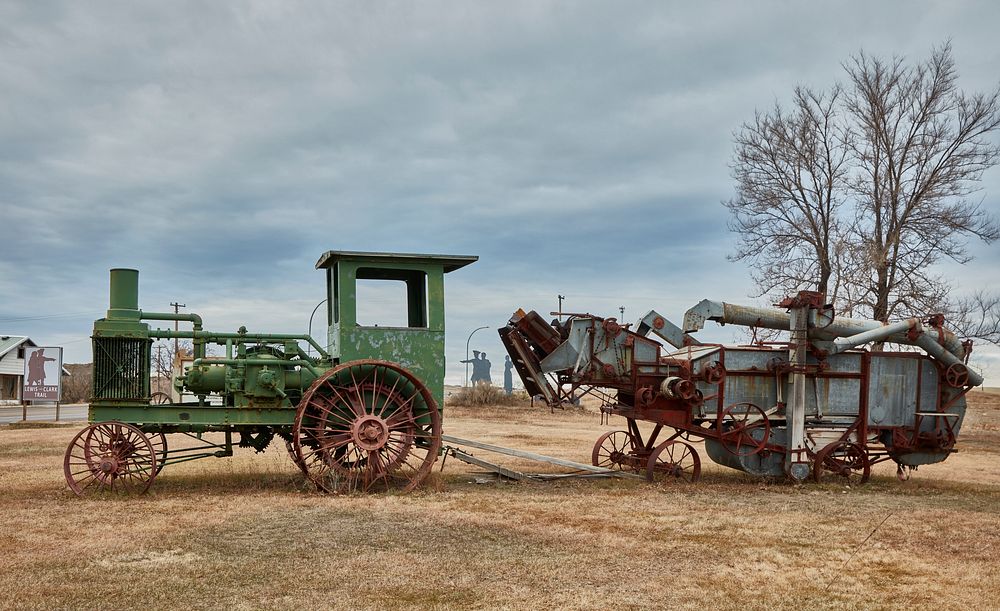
[315,250,478,273]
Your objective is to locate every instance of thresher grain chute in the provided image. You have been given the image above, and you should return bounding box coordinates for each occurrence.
[64,251,477,496]
[500,291,981,483]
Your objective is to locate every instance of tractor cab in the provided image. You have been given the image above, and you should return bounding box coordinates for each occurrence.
[316,250,477,406]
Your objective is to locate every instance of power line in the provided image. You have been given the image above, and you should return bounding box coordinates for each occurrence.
[0,311,102,323]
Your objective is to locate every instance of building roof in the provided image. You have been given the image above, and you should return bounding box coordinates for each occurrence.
[0,336,34,359]
[315,250,478,273]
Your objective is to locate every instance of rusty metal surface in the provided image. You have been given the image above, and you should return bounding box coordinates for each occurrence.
[291,359,441,494]
[500,290,979,483]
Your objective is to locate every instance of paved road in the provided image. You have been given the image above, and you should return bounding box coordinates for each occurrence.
[0,404,88,424]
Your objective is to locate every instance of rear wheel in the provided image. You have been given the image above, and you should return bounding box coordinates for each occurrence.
[813,441,870,484]
[645,440,701,483]
[292,360,441,493]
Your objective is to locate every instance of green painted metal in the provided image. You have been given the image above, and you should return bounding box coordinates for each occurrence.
[85,250,477,468]
[324,256,454,407]
[90,405,296,428]
[108,268,140,316]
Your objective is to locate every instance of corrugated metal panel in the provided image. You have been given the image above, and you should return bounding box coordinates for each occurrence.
[918,358,939,414]
[667,345,722,361]
[868,356,919,427]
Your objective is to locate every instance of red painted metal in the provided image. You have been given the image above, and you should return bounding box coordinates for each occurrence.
[646,440,701,483]
[291,359,441,494]
[813,441,870,484]
[64,421,158,496]
[502,296,974,483]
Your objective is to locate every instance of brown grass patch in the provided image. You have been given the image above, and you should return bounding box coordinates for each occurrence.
[1,394,999,609]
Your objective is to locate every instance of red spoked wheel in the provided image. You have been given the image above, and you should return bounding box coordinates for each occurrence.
[149,392,171,405]
[148,432,168,475]
[292,360,441,494]
[719,402,770,456]
[63,421,159,496]
[591,430,637,471]
[945,363,970,388]
[813,441,870,484]
[645,440,701,483]
[285,438,309,476]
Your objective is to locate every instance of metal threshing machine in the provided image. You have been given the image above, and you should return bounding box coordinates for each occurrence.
[500,291,982,483]
[64,251,477,495]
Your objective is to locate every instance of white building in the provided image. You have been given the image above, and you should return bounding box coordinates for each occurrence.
[0,336,70,404]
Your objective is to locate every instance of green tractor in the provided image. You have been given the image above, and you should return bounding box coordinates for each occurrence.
[65,250,477,495]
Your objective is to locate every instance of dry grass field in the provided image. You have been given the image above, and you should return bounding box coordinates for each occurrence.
[1,391,999,610]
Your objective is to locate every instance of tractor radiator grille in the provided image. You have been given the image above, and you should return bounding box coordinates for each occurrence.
[92,337,150,401]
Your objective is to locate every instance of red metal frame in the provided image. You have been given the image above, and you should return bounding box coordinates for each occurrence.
[504,308,972,478]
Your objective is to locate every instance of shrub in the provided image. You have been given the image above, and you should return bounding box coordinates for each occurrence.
[446,382,531,407]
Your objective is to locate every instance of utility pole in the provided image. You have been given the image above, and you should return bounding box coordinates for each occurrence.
[619,305,625,319]
[156,344,163,393]
[170,302,186,357]
[557,295,565,321]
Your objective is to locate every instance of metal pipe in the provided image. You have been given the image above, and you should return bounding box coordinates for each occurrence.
[142,310,206,359]
[683,300,790,333]
[915,334,984,387]
[149,329,329,359]
[141,310,203,328]
[191,357,321,378]
[637,310,700,349]
[109,268,139,311]
[829,319,917,355]
[682,300,965,359]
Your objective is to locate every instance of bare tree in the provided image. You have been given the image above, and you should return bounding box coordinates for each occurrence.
[61,363,92,404]
[728,43,1000,339]
[150,340,193,395]
[844,42,1000,322]
[950,291,1000,344]
[726,86,851,299]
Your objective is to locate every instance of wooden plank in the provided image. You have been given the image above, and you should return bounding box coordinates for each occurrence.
[441,434,643,479]
[447,448,528,481]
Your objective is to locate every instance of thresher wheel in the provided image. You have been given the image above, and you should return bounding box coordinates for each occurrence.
[812,441,870,485]
[63,421,159,496]
[645,440,701,483]
[292,360,442,494]
[591,430,637,471]
[720,402,770,457]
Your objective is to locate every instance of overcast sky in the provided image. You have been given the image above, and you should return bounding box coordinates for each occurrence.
[2,1,999,385]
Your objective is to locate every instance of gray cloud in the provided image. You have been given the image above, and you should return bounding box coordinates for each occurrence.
[1,1,999,383]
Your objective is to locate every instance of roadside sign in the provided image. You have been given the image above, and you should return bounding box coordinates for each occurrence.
[22,346,63,402]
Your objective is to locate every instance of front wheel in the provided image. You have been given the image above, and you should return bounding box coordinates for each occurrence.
[64,421,159,496]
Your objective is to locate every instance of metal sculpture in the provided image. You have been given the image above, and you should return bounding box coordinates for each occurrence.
[500,290,981,483]
[64,251,476,496]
